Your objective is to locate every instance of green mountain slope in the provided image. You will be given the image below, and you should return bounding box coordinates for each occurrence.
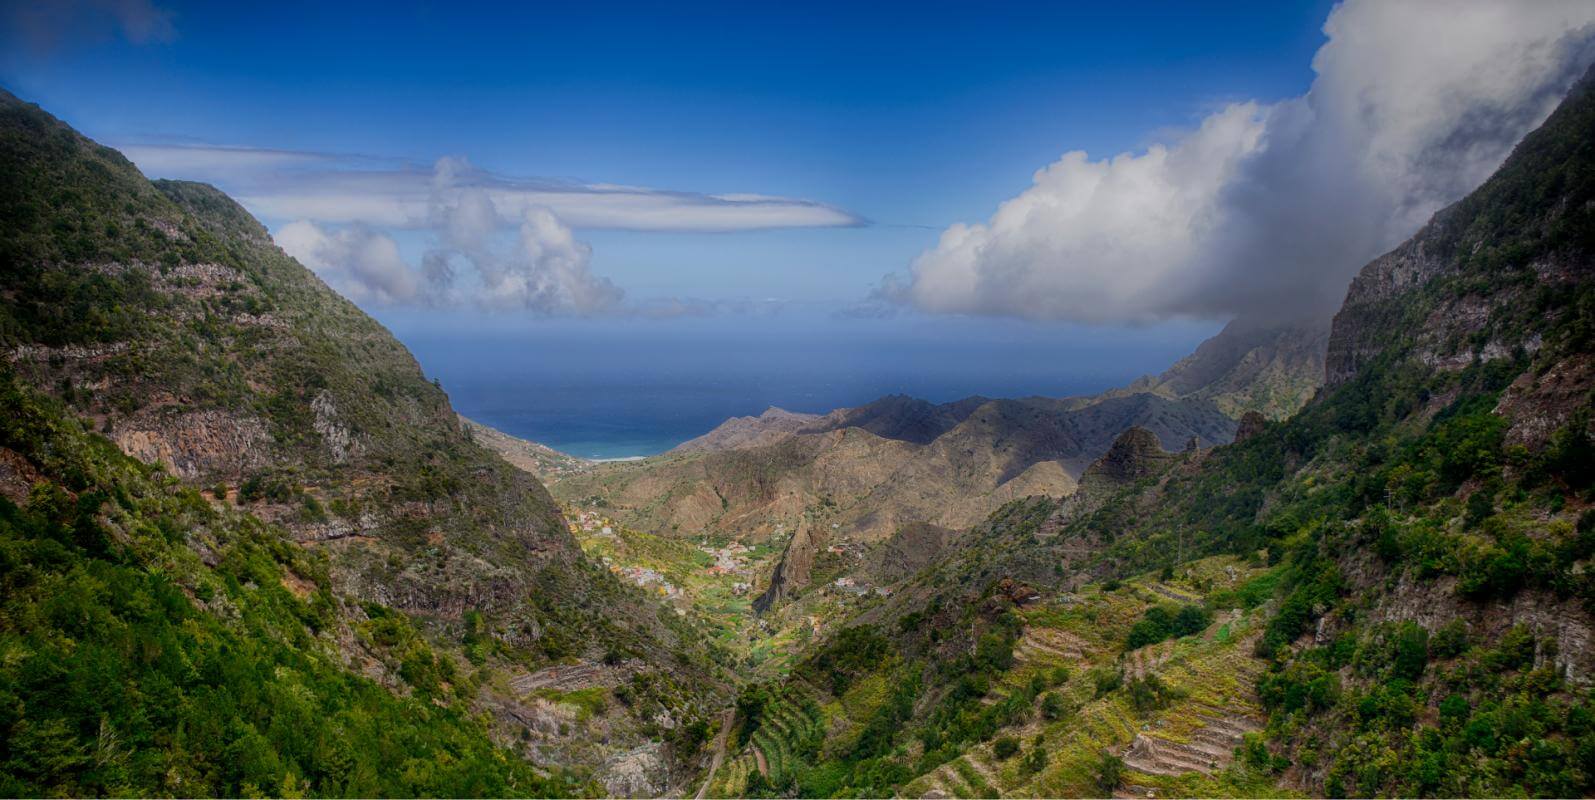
[0,374,579,797]
[1114,317,1331,421]
[727,62,1595,799]
[0,89,728,793]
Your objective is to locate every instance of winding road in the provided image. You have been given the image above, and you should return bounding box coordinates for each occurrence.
[694,708,736,800]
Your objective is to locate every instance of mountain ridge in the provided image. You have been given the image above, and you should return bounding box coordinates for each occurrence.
[691,59,1595,800]
[0,88,724,794]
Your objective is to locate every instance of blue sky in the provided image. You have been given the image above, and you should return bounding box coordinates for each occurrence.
[3,0,1334,311]
[5,0,1591,455]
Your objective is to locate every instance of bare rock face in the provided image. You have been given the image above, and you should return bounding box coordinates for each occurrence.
[1495,352,1595,448]
[1232,410,1268,443]
[311,391,362,464]
[1324,64,1595,395]
[0,446,44,504]
[113,409,273,479]
[599,742,671,798]
[1324,235,1455,389]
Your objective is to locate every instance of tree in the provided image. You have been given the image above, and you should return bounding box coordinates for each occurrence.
[1093,753,1124,795]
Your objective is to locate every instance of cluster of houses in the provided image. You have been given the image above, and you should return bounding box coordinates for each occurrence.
[833,575,891,598]
[700,541,756,595]
[825,541,865,558]
[613,564,683,601]
[569,509,617,538]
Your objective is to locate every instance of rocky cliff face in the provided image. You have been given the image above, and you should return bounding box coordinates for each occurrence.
[1081,426,1178,484]
[1325,64,1595,408]
[752,520,825,614]
[1232,410,1268,443]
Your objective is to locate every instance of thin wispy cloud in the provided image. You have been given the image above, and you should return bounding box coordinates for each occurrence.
[123,143,862,315]
[121,143,865,233]
[877,0,1595,325]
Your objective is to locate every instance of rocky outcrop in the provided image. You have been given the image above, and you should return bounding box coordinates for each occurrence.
[311,391,362,464]
[112,409,273,479]
[1495,353,1595,448]
[1323,234,1456,389]
[753,521,825,614]
[0,446,44,504]
[600,742,671,798]
[510,660,643,693]
[1325,63,1595,393]
[1084,427,1177,484]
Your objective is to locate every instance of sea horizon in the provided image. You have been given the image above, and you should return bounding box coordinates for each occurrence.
[384,312,1221,459]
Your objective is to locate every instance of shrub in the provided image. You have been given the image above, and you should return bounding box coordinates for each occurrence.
[993,736,1019,760]
[1126,603,1212,649]
[1022,746,1048,775]
[1171,604,1214,637]
[1091,667,1123,698]
[1429,620,1470,659]
[1127,674,1185,713]
[1040,691,1068,720]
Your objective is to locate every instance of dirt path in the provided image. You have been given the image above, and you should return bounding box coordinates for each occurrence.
[695,708,736,800]
[753,746,770,778]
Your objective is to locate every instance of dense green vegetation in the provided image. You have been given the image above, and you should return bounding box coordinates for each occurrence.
[722,64,1595,799]
[0,87,730,794]
[2,42,1594,800]
[1125,603,1213,650]
[1231,356,1595,796]
[0,373,578,797]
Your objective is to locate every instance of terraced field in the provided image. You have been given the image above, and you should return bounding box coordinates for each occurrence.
[708,685,828,797]
[905,556,1291,799]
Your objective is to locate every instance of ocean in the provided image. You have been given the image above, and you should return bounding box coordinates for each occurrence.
[383,312,1218,460]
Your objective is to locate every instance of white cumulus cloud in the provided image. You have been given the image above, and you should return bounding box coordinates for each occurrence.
[274,221,421,306]
[888,0,1595,324]
[275,159,624,314]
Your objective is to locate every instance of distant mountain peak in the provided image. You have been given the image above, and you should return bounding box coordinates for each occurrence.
[1119,315,1332,420]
